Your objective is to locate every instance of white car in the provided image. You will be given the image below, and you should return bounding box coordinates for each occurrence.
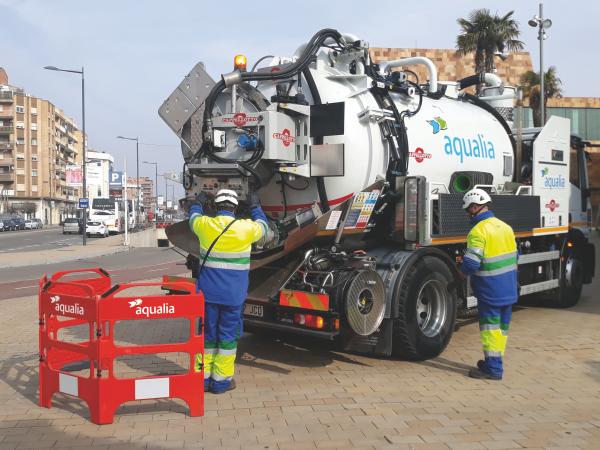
[86,221,109,238]
[24,219,39,230]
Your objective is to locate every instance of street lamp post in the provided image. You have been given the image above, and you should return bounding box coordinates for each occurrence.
[44,65,87,245]
[143,161,158,213]
[117,135,139,228]
[529,3,552,126]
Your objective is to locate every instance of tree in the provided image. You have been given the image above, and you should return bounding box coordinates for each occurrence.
[520,66,563,127]
[456,9,524,88]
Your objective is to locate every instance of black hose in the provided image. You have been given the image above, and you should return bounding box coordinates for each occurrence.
[203,28,344,136]
[458,74,483,91]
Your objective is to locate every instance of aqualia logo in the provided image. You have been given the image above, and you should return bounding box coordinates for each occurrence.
[427,117,448,134]
[443,134,496,163]
[541,167,566,189]
[128,298,175,318]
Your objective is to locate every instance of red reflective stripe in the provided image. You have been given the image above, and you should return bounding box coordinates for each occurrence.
[262,193,353,212]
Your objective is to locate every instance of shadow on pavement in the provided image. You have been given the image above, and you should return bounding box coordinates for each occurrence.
[238,331,371,372]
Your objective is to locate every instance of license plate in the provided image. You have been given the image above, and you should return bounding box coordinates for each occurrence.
[244,303,263,318]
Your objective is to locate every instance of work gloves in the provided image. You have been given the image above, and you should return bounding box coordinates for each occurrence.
[247,192,261,209]
[195,191,208,206]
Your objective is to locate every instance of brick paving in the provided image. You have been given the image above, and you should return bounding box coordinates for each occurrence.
[1,269,599,449]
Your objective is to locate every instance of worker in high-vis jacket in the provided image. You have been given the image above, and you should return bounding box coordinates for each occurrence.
[189,189,268,393]
[460,188,518,380]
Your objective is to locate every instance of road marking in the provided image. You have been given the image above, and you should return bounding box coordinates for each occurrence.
[14,285,37,290]
[147,268,167,273]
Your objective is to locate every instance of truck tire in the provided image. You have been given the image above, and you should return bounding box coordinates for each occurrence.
[392,256,457,360]
[545,253,584,308]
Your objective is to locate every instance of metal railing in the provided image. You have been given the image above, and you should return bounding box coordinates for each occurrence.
[0,92,14,101]
[0,126,13,134]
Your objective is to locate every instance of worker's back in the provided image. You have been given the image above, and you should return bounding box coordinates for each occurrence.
[467,212,518,306]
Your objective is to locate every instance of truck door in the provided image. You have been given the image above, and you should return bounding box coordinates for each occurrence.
[568,138,591,235]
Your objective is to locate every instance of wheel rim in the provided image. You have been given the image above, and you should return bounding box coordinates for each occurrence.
[415,279,448,338]
[565,257,583,289]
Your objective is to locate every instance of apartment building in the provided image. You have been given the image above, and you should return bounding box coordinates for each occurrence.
[0,68,83,224]
[127,176,154,209]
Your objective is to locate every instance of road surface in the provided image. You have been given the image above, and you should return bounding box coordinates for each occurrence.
[0,227,85,253]
[0,247,189,300]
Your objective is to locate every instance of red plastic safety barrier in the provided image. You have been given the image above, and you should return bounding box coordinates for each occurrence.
[38,268,204,425]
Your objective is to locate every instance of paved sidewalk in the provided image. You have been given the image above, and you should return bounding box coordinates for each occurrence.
[0,285,599,449]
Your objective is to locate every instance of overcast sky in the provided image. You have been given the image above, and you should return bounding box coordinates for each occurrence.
[1,0,597,197]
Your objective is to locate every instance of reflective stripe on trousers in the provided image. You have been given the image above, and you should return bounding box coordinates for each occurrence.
[478,302,512,377]
[202,302,243,382]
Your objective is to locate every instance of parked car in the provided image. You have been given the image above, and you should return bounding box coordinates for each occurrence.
[62,218,81,234]
[86,221,108,238]
[12,217,25,230]
[25,219,38,230]
[0,219,4,232]
[34,218,44,229]
[3,218,17,231]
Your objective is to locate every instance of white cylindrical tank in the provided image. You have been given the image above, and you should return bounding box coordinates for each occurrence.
[255,54,514,215]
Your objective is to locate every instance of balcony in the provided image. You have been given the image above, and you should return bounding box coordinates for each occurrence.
[0,157,14,166]
[0,173,14,183]
[0,142,12,151]
[0,125,13,134]
[0,107,13,118]
[0,92,13,102]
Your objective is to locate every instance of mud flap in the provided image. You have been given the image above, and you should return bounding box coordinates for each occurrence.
[340,318,393,356]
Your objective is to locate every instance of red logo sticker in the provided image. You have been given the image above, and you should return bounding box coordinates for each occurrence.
[223,112,259,127]
[545,199,560,212]
[409,147,432,163]
[273,128,295,147]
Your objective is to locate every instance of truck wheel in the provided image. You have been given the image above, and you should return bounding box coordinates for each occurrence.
[546,254,584,308]
[393,256,457,360]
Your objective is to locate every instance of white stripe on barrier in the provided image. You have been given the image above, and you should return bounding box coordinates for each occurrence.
[135,378,169,400]
[59,373,78,397]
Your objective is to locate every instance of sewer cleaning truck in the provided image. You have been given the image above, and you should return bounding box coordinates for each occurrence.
[158,29,595,359]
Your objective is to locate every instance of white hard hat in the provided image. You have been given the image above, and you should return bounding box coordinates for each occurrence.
[462,188,492,209]
[214,189,238,206]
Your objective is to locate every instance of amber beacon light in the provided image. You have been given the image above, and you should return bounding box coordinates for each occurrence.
[234,54,247,71]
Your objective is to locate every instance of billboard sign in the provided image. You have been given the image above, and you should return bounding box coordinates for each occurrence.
[86,162,103,185]
[66,164,82,187]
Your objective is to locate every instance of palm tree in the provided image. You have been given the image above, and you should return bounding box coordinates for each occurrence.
[520,66,563,127]
[456,9,524,88]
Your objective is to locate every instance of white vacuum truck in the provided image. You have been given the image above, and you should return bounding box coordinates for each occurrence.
[159,29,595,359]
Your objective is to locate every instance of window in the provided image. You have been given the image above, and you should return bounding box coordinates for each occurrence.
[16,155,25,161]
[31,138,37,146]
[16,106,24,114]
[32,185,38,192]
[31,107,37,115]
[31,123,37,131]
[569,147,580,187]
[16,121,24,129]
[32,155,38,161]
[32,170,38,177]
[17,184,25,191]
[16,138,24,145]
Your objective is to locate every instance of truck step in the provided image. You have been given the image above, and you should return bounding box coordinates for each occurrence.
[519,279,559,295]
[518,250,560,265]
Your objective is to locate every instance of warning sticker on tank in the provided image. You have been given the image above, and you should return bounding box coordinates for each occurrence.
[344,190,380,229]
[325,210,342,230]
